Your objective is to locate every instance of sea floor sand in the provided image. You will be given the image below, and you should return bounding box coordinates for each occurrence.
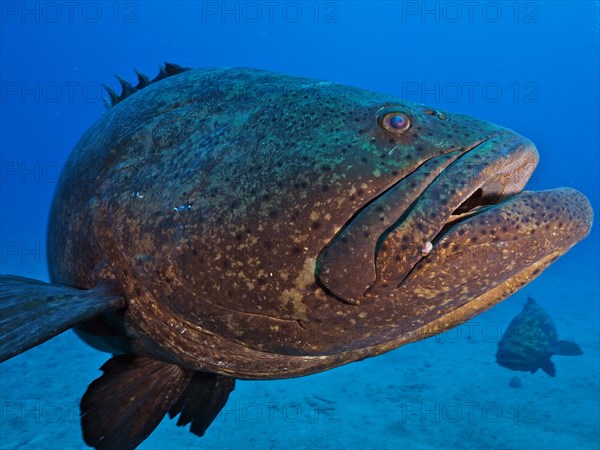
[1,263,598,450]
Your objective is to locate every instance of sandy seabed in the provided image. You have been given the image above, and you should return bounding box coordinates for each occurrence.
[1,263,598,450]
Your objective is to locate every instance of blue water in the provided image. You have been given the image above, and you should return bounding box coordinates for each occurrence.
[1,2,598,449]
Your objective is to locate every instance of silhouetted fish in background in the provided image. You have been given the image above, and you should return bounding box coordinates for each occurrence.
[496,297,583,377]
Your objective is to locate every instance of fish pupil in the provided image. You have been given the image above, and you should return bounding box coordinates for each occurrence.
[388,115,406,129]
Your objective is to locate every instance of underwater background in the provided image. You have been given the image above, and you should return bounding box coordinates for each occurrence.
[1,1,598,449]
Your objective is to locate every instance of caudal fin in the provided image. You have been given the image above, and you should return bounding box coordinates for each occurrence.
[0,275,125,362]
[553,339,583,356]
[81,355,235,450]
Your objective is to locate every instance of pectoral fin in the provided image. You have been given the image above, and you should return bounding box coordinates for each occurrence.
[540,358,556,377]
[553,339,583,356]
[0,275,125,362]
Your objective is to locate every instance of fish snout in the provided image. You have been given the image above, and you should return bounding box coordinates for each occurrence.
[393,187,593,341]
[368,132,541,297]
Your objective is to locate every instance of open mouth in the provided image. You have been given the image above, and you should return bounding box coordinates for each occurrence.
[317,132,540,304]
[436,188,504,241]
[372,132,541,294]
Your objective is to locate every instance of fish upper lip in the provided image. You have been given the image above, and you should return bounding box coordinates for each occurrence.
[369,132,539,295]
[316,131,532,304]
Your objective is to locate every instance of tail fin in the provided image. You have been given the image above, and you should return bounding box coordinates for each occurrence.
[81,355,235,450]
[553,339,583,356]
[0,275,125,362]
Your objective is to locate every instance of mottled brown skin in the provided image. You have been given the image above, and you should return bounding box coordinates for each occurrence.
[47,67,593,379]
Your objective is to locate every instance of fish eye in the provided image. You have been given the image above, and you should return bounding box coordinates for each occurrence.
[377,108,411,134]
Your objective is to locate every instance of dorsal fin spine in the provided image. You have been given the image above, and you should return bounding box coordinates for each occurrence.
[103,62,190,108]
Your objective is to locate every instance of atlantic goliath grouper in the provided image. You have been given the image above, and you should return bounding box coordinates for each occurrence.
[0,64,593,449]
[497,296,583,377]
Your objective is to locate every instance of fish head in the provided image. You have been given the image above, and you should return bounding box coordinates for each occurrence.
[496,346,540,372]
[306,84,593,347]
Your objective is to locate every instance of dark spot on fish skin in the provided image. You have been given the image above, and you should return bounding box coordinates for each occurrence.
[321,165,332,172]
[471,236,478,243]
[458,229,465,236]
[311,221,321,230]
[363,231,370,238]
[532,268,540,276]
[269,210,278,218]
